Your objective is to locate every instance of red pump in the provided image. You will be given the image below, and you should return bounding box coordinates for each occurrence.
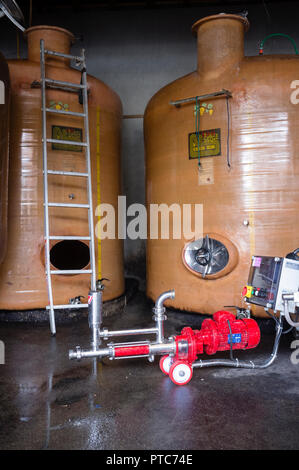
[160,311,260,385]
[69,289,261,386]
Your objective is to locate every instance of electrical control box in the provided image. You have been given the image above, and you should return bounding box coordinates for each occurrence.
[243,256,299,313]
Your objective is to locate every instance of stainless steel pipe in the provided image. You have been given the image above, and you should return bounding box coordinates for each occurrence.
[282,295,299,328]
[96,289,175,343]
[153,289,175,343]
[88,289,103,350]
[154,289,175,313]
[69,339,176,361]
[99,327,158,338]
[149,342,175,356]
[69,289,176,362]
[69,346,111,360]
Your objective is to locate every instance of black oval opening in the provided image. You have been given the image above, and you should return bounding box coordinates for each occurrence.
[50,240,90,270]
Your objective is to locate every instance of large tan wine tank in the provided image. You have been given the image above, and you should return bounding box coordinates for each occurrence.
[0,52,9,265]
[144,13,299,317]
[0,25,124,310]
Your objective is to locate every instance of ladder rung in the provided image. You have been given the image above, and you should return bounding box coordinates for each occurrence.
[44,78,84,89]
[47,202,90,208]
[50,269,92,275]
[46,138,87,147]
[47,170,88,177]
[44,50,84,62]
[45,107,86,118]
[48,236,91,240]
[46,304,88,310]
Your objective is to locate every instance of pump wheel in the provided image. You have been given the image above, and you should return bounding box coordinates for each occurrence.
[169,361,193,386]
[159,355,174,375]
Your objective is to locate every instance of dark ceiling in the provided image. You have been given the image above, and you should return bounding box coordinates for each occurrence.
[16,0,299,13]
[12,0,298,30]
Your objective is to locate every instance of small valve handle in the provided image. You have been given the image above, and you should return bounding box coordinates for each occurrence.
[69,295,85,305]
[96,278,110,291]
[224,305,251,319]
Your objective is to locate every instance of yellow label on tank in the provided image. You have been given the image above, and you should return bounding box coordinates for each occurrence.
[189,128,221,159]
[51,125,82,152]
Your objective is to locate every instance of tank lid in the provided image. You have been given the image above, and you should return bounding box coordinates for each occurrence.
[24,25,75,43]
[191,13,250,36]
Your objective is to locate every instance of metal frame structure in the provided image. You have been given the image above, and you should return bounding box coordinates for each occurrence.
[40,40,96,335]
[69,290,176,361]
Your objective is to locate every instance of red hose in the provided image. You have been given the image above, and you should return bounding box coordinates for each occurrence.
[114,345,150,357]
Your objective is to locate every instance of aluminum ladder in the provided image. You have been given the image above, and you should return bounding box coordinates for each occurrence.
[40,39,96,335]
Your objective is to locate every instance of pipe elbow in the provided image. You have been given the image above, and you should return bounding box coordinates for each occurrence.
[155,289,175,311]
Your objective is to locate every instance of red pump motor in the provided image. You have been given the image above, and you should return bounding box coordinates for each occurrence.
[160,311,260,385]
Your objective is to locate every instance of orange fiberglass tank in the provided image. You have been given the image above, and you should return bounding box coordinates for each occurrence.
[144,13,299,318]
[0,52,9,265]
[0,25,124,311]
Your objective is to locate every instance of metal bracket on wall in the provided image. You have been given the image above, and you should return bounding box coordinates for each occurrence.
[169,89,232,107]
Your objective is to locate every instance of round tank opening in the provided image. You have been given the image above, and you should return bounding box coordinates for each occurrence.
[183,236,229,277]
[50,240,90,271]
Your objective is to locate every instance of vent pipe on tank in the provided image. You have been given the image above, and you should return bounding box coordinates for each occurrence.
[24,25,75,67]
[191,13,249,78]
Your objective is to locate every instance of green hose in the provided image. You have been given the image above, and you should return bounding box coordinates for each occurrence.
[259,33,298,55]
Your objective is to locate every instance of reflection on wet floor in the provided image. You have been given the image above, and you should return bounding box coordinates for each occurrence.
[0,291,298,450]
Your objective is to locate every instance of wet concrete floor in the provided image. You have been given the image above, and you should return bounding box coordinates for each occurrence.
[0,291,298,450]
